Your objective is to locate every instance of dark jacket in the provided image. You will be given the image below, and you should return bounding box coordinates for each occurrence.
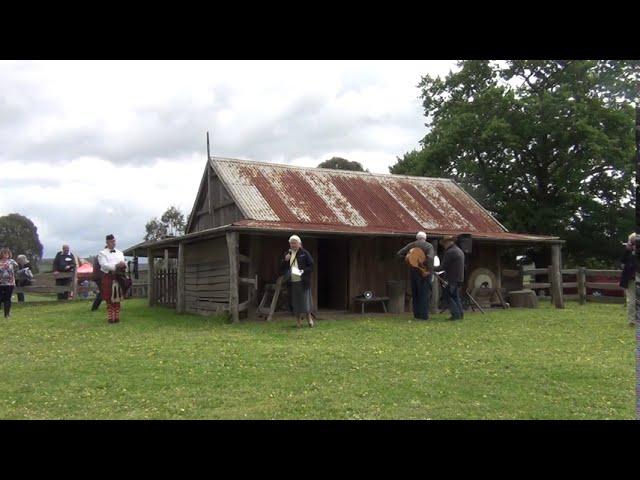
[92,256,104,282]
[53,251,76,273]
[619,249,637,288]
[15,262,33,287]
[279,247,314,289]
[396,239,435,271]
[436,243,465,284]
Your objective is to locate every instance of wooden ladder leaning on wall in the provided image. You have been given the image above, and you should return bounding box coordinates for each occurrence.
[257,275,285,322]
[257,275,319,322]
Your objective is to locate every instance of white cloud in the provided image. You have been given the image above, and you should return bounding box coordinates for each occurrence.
[0,60,459,258]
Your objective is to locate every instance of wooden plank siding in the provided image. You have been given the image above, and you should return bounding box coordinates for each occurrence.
[182,236,230,316]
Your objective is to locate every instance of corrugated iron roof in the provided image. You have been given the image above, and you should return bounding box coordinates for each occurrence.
[231,220,559,242]
[210,157,513,236]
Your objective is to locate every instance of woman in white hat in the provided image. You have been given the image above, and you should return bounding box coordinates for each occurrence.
[280,235,315,327]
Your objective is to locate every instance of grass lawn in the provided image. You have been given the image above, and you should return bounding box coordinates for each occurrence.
[0,299,634,419]
[14,293,60,303]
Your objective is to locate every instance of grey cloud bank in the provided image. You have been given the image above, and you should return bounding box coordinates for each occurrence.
[0,60,457,258]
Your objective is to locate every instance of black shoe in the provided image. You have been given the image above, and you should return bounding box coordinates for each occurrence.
[447,316,461,321]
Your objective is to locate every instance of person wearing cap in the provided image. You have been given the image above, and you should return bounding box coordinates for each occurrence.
[53,244,77,300]
[280,234,315,328]
[435,235,465,321]
[619,232,637,326]
[396,231,435,320]
[97,234,127,324]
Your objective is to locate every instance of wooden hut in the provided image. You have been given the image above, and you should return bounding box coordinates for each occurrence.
[124,155,564,321]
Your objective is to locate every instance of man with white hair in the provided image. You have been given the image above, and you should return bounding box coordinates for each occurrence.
[396,231,435,320]
[619,232,637,326]
[53,243,77,300]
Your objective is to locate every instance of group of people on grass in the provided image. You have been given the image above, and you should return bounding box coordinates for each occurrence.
[0,234,128,323]
[279,230,637,326]
[279,231,466,327]
[395,232,465,321]
[0,249,34,318]
[0,231,637,325]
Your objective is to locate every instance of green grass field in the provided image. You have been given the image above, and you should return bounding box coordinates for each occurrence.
[0,299,634,419]
[12,293,59,303]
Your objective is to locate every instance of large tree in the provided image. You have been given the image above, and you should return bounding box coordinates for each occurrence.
[144,206,186,241]
[318,157,365,171]
[0,213,44,272]
[391,60,637,267]
[160,206,186,236]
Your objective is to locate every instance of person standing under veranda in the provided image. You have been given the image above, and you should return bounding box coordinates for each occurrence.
[53,244,77,300]
[98,234,128,324]
[280,235,315,328]
[619,232,637,326]
[396,232,435,321]
[0,248,19,319]
[435,235,465,321]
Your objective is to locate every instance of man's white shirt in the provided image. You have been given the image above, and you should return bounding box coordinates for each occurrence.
[98,248,125,273]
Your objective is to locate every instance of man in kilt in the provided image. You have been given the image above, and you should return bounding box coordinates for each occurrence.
[97,234,130,324]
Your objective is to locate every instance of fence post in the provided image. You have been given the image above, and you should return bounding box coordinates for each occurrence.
[550,244,565,309]
[148,250,155,306]
[577,267,587,305]
[227,231,240,323]
[177,242,185,313]
[72,269,78,300]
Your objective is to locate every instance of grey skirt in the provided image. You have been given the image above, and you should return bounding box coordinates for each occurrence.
[290,281,311,315]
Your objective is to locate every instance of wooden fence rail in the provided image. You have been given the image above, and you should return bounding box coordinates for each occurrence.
[522,266,624,305]
[14,271,79,299]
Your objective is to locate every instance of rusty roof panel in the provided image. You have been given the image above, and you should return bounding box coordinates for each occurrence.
[211,157,511,236]
[232,219,559,242]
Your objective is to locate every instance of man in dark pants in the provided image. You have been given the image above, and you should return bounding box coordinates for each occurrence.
[396,231,435,320]
[619,232,637,326]
[53,244,76,300]
[436,235,465,320]
[91,253,105,311]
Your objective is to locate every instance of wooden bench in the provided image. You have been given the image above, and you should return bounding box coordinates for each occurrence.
[354,296,389,315]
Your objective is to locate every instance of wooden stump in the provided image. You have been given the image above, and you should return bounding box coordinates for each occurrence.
[507,289,539,308]
[386,280,404,314]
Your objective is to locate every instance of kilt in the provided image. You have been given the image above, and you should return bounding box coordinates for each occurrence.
[101,273,123,305]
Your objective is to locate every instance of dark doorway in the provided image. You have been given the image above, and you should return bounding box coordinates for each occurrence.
[317,238,349,310]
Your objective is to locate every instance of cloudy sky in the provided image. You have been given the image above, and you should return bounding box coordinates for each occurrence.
[0,60,458,259]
